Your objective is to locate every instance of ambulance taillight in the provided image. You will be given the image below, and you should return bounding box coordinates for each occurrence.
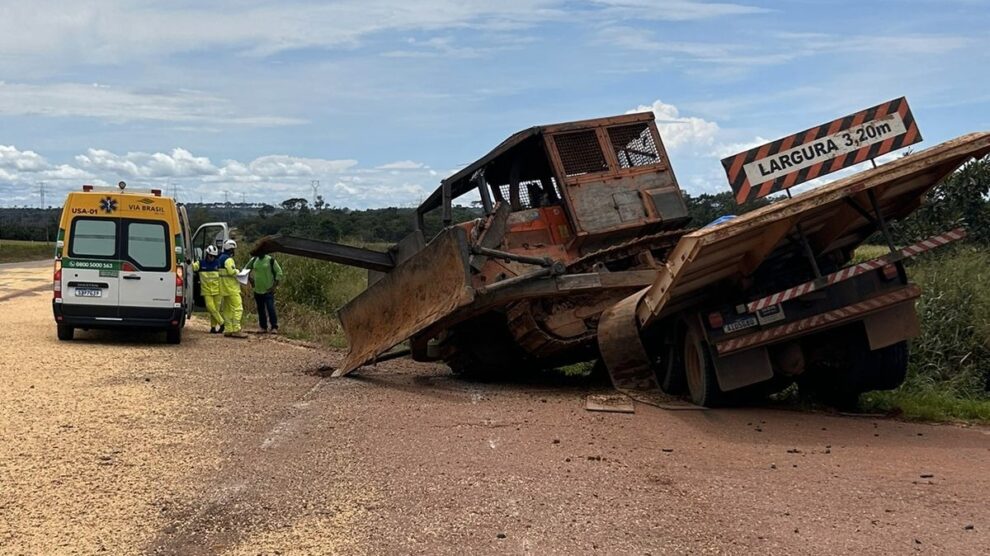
[53,260,62,301]
[174,267,184,306]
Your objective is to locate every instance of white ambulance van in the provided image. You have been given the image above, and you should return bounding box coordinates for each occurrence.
[52,183,228,344]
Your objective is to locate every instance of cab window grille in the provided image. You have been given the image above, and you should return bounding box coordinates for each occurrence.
[554,130,608,176]
[608,123,661,168]
[496,178,560,209]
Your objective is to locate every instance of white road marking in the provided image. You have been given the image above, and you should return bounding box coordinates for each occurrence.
[259,379,323,451]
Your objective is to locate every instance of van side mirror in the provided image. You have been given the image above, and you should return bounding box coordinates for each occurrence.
[56,240,64,249]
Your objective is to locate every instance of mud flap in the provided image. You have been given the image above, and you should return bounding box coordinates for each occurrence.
[335,228,475,376]
[863,301,920,350]
[712,347,773,392]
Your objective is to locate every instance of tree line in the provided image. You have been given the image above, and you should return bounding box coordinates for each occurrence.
[2,159,987,246]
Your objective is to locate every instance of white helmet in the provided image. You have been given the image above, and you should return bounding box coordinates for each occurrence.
[223,239,237,251]
[205,244,219,256]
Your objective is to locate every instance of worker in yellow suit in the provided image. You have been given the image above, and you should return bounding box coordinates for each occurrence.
[192,244,225,333]
[217,239,247,338]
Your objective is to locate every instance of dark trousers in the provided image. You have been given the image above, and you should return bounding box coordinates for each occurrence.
[254,292,278,330]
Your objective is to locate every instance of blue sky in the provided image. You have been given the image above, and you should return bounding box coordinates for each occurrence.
[0,0,987,208]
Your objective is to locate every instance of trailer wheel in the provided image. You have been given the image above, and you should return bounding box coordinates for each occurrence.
[683,318,722,407]
[56,324,75,341]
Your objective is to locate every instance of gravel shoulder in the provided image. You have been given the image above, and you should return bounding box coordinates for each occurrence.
[2,261,989,555]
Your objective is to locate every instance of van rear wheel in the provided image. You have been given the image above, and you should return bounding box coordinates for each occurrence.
[57,324,74,341]
[166,327,182,345]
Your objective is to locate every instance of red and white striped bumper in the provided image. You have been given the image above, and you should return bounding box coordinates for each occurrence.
[745,227,965,313]
[717,284,921,356]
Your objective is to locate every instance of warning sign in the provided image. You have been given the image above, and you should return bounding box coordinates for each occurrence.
[721,97,921,204]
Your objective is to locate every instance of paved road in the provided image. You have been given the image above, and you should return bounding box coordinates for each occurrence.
[0,258,52,302]
[2,261,989,554]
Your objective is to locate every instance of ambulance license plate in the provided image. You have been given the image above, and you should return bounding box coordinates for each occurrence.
[75,288,102,297]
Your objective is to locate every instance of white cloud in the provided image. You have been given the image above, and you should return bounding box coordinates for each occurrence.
[0,82,304,126]
[629,100,720,149]
[0,145,50,172]
[75,148,219,178]
[241,156,359,178]
[0,1,566,65]
[776,32,972,56]
[376,160,426,170]
[711,136,770,159]
[591,0,770,21]
[599,27,973,80]
[42,164,94,181]
[0,144,436,209]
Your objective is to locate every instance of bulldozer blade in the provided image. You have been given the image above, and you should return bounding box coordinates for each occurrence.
[335,227,475,376]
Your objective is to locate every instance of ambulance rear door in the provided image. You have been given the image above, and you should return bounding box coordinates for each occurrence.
[117,218,176,315]
[62,216,121,318]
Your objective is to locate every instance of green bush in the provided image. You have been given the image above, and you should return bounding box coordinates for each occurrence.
[237,251,369,347]
[896,157,990,245]
[857,245,990,421]
[902,246,990,396]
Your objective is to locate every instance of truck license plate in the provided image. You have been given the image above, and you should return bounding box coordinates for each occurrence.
[75,288,102,297]
[723,315,757,333]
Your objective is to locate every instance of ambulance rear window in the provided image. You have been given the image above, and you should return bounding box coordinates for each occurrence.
[69,218,118,258]
[124,221,169,271]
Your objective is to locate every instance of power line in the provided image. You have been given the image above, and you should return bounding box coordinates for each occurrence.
[38,181,49,241]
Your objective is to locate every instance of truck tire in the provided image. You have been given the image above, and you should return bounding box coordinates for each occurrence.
[166,326,182,345]
[683,317,722,407]
[57,324,75,341]
[860,341,908,391]
[799,329,906,408]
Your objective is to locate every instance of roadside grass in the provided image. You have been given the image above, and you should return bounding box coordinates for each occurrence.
[861,390,990,422]
[0,239,53,264]
[557,361,595,377]
[856,244,990,422]
[849,244,888,263]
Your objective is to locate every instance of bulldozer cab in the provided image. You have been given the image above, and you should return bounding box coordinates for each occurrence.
[417,112,690,256]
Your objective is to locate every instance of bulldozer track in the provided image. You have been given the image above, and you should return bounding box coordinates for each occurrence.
[567,228,691,273]
[505,301,596,360]
[506,228,691,360]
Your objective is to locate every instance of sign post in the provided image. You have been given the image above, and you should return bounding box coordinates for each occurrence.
[721,97,922,205]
